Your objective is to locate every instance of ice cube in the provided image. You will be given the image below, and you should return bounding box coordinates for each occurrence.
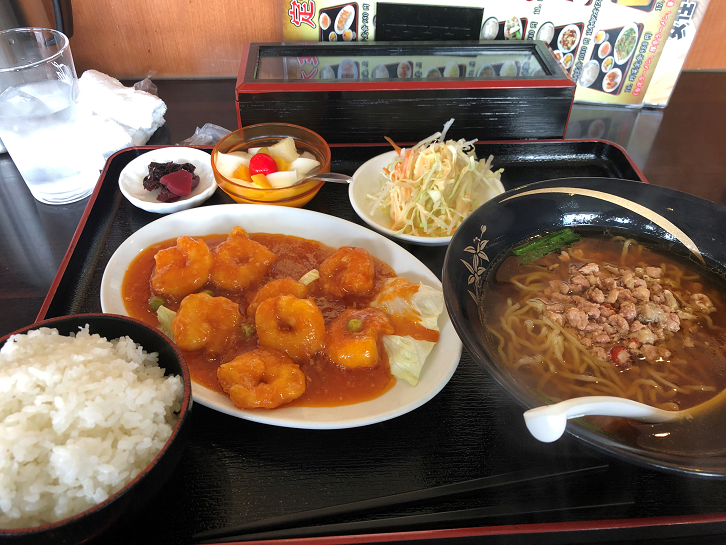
[0,86,48,117]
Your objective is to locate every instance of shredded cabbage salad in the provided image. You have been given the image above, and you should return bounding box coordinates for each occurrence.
[368,119,505,237]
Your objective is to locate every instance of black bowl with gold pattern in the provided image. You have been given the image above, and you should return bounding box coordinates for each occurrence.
[443,177,726,478]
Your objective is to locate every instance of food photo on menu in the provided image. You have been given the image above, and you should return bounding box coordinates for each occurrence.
[318,3,357,42]
[578,22,642,94]
[533,21,584,75]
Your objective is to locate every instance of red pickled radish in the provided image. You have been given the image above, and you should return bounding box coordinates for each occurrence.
[160,169,194,197]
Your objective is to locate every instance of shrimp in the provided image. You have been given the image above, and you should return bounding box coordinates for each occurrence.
[324,308,394,369]
[217,348,306,409]
[255,295,326,362]
[318,246,376,298]
[151,236,213,298]
[172,292,242,355]
[210,226,277,291]
[247,278,308,318]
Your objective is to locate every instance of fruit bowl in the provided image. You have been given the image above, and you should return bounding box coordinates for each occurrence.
[211,123,331,207]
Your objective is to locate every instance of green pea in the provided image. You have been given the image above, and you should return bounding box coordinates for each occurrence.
[347,318,363,332]
[149,296,165,311]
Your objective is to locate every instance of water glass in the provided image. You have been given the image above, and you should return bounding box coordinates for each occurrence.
[0,28,99,204]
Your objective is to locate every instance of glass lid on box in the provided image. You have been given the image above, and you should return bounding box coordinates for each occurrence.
[253,42,556,81]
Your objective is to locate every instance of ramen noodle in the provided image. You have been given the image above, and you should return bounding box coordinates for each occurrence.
[484,235,726,412]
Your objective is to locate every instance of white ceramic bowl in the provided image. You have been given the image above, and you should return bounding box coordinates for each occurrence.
[349,150,453,246]
[118,147,217,214]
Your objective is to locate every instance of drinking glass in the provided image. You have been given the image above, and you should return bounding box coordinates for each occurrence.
[0,28,99,204]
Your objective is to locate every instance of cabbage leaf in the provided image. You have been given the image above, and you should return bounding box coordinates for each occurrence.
[370,278,444,386]
[156,305,177,339]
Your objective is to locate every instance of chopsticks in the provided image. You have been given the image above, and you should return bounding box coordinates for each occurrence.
[193,457,609,543]
[196,494,631,544]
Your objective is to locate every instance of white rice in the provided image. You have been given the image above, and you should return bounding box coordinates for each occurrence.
[0,325,183,529]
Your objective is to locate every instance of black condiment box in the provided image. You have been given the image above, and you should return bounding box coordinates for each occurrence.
[235,41,575,144]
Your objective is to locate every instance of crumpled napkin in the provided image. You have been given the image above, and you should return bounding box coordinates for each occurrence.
[77,69,167,156]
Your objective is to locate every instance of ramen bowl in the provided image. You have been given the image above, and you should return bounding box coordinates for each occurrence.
[211,123,331,207]
[443,177,726,478]
[0,314,192,543]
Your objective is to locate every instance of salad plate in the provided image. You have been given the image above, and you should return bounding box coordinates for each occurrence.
[350,150,453,246]
[99,204,462,429]
[118,147,218,214]
[348,150,451,246]
[350,138,504,247]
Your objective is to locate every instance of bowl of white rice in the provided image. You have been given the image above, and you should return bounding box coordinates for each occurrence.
[0,314,191,544]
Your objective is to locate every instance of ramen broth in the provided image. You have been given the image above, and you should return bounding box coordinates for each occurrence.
[483,235,726,412]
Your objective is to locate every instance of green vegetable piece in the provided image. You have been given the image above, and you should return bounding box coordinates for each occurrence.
[149,296,165,311]
[513,228,581,265]
[299,269,320,286]
[348,318,363,332]
[156,305,177,340]
[201,289,214,296]
[241,324,256,338]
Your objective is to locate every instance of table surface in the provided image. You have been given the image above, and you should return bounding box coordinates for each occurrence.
[1,71,726,545]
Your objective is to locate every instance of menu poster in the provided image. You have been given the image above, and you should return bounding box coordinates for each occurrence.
[282,0,684,107]
[570,0,681,106]
[644,0,708,107]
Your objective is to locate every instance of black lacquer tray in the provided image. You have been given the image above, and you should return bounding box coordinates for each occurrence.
[37,141,726,545]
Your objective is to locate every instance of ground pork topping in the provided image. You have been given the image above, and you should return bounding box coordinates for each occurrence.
[531,261,716,365]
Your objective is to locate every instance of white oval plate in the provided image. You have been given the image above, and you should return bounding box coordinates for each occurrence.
[118,147,217,214]
[557,24,581,54]
[614,23,639,65]
[578,60,599,88]
[561,54,573,71]
[603,68,622,93]
[500,59,520,77]
[601,56,614,73]
[100,205,462,429]
[334,4,355,34]
[337,58,358,79]
[349,150,452,246]
[536,22,554,44]
[480,17,499,40]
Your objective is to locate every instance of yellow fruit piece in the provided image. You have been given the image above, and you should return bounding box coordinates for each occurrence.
[251,173,273,189]
[233,163,252,182]
[274,158,291,171]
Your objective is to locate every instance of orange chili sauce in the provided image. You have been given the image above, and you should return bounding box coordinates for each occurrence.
[122,233,400,407]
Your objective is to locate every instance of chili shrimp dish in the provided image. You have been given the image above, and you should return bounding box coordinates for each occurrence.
[101,205,462,428]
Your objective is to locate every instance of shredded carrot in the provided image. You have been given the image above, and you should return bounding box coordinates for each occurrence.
[401,149,412,176]
[368,121,505,237]
[384,136,402,156]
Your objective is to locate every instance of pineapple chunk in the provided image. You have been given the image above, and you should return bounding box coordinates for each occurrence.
[289,157,320,180]
[215,151,251,178]
[267,137,300,163]
[266,170,298,188]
